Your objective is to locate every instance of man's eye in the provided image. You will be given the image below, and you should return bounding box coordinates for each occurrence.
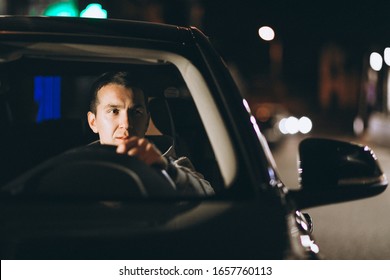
[108,108,119,114]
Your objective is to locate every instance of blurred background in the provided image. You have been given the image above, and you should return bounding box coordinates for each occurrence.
[2,0,390,259]
[3,0,390,139]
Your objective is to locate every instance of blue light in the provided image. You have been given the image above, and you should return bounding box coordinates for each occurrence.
[43,2,79,17]
[34,76,61,122]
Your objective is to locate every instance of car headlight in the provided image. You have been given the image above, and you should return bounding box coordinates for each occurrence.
[279,116,312,135]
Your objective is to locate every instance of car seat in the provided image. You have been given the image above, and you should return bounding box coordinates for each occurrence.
[147,97,176,152]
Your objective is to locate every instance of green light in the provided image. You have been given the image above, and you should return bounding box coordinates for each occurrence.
[44,2,79,17]
[80,3,108,18]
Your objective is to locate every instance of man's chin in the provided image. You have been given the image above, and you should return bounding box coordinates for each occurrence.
[99,139,119,146]
[114,138,129,145]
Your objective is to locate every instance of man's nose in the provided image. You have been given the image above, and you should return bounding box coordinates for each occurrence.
[119,112,132,129]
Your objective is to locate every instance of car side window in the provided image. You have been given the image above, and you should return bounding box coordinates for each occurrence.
[0,45,237,197]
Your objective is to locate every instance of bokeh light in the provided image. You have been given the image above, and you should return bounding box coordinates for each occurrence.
[370,52,383,71]
[258,26,275,41]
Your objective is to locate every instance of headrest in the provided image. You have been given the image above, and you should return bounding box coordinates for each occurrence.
[148,97,173,136]
[165,98,202,130]
[146,135,174,155]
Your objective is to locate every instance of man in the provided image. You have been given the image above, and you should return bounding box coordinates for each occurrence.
[87,71,214,195]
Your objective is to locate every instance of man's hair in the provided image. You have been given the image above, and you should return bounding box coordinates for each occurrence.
[88,71,148,114]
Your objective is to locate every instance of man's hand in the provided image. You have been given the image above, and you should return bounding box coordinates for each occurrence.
[116,136,168,168]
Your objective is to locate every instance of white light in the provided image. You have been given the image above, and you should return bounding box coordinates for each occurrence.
[80,3,108,18]
[387,71,390,112]
[300,235,312,247]
[285,116,299,134]
[250,115,262,138]
[242,99,251,114]
[384,48,390,66]
[298,116,312,134]
[370,52,383,71]
[258,26,275,41]
[310,243,320,254]
[353,117,364,135]
[278,118,288,134]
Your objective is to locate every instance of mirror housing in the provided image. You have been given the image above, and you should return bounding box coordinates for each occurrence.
[290,138,387,209]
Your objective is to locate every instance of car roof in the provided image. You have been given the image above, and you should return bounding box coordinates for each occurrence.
[0,16,189,43]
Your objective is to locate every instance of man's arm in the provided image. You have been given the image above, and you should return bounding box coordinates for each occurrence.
[117,137,214,195]
[166,156,215,196]
[116,136,214,196]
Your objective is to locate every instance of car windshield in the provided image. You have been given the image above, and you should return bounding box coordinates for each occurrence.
[0,42,238,198]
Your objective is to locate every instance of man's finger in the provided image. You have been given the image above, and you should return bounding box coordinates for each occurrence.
[116,137,139,153]
[127,147,139,156]
[137,138,148,155]
[116,143,127,154]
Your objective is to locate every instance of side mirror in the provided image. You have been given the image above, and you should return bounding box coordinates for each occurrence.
[290,138,387,209]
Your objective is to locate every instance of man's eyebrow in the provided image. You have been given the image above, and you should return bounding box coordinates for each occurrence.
[103,104,121,109]
[103,104,144,110]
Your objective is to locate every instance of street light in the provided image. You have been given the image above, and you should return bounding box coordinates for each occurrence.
[370,52,383,71]
[258,25,282,80]
[384,47,390,66]
[258,26,275,41]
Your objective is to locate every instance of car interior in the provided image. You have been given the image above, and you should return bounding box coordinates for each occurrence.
[0,54,225,196]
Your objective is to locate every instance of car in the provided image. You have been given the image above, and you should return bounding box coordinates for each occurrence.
[249,101,313,147]
[0,16,387,260]
[250,102,289,146]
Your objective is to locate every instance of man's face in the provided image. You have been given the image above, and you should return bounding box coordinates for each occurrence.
[87,83,149,145]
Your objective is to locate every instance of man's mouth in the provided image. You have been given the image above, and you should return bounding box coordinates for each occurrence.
[115,136,130,141]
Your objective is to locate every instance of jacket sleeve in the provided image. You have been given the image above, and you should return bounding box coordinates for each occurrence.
[166,156,215,196]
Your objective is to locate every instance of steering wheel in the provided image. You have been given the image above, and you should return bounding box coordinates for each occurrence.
[2,144,177,198]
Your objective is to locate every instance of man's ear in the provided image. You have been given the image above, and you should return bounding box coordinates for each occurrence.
[87,111,98,133]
